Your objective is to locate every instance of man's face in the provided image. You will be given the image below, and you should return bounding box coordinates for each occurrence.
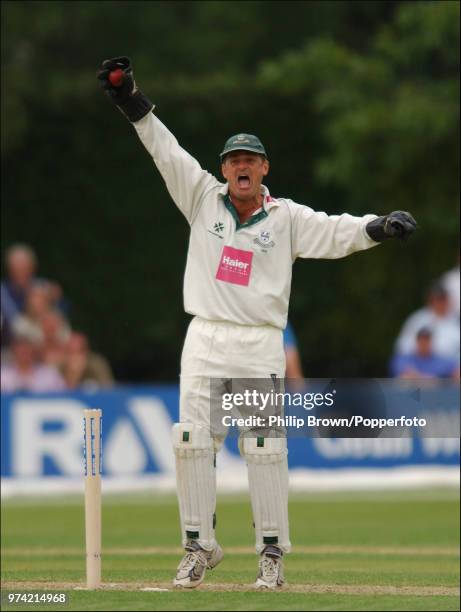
[221,151,269,201]
[7,251,35,288]
[429,293,450,317]
[27,286,50,318]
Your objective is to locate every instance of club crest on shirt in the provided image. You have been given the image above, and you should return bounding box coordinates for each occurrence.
[208,221,225,239]
[254,230,275,249]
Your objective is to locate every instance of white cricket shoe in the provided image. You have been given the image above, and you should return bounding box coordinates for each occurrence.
[254,545,285,589]
[173,540,224,588]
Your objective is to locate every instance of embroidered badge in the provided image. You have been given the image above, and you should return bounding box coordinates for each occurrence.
[208,222,225,239]
[253,230,275,249]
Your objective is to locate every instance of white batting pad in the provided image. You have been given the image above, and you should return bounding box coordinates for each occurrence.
[241,435,291,554]
[172,422,217,551]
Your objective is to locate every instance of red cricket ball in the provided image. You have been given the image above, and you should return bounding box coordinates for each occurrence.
[108,68,124,87]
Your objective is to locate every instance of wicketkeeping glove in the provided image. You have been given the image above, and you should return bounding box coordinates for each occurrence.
[96,56,154,122]
[366,210,417,242]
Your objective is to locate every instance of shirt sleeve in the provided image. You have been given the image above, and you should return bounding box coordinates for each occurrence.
[286,200,379,260]
[132,112,220,224]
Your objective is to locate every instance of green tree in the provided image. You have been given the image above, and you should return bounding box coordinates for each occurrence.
[257,1,459,374]
[2,1,458,379]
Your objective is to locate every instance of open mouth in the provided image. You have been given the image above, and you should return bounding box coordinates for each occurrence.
[237,174,250,189]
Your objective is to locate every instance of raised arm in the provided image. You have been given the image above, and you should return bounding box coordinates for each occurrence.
[97,57,219,224]
[132,113,219,224]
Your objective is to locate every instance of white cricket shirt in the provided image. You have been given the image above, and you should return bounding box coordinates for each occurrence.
[133,112,379,330]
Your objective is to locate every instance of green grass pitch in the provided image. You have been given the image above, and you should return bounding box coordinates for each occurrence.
[1,488,459,611]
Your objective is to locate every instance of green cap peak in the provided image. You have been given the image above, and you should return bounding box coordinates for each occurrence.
[220,133,267,161]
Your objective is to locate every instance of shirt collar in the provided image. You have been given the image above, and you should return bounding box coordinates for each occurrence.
[218,182,280,211]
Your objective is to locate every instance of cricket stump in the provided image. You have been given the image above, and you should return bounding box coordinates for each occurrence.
[83,408,102,589]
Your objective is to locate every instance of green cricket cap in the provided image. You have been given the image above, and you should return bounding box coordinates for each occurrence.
[220,133,267,161]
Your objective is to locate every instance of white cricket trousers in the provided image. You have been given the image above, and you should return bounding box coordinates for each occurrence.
[174,316,291,554]
[180,316,286,428]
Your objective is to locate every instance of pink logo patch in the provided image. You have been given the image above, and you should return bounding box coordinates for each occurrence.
[216,246,253,287]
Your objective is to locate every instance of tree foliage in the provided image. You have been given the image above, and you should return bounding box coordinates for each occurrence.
[2,1,459,379]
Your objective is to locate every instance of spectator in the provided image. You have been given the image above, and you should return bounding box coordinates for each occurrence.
[61,332,114,389]
[1,244,38,342]
[1,244,67,345]
[440,261,460,319]
[2,244,37,309]
[283,321,304,380]
[40,310,71,367]
[390,327,459,379]
[1,335,66,392]
[11,282,63,344]
[394,283,460,361]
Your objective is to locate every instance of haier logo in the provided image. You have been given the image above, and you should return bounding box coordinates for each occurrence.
[222,256,250,269]
[216,245,253,287]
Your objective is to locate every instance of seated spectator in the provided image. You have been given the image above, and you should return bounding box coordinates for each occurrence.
[1,244,38,343]
[61,332,114,389]
[390,328,459,379]
[40,310,71,367]
[394,283,459,361]
[11,282,70,345]
[1,244,67,345]
[1,334,66,392]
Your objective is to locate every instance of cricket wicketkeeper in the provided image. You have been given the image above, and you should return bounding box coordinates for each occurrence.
[97,57,417,589]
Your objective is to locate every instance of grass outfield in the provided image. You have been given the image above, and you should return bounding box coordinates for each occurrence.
[1,489,459,611]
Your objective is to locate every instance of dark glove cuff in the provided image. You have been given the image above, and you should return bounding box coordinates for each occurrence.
[365,216,389,242]
[117,90,154,122]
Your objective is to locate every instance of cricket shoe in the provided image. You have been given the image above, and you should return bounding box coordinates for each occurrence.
[254,545,285,589]
[173,540,224,588]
